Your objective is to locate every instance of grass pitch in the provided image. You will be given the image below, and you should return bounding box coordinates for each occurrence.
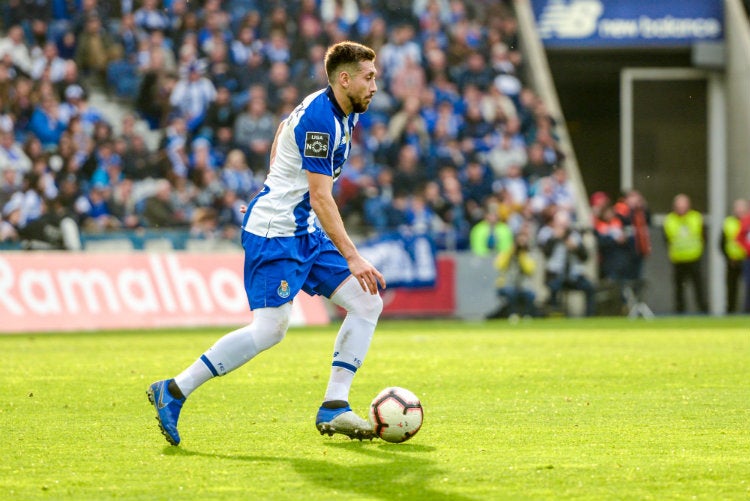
[2,317,749,500]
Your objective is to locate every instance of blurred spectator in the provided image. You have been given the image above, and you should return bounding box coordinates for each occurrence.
[75,14,118,84]
[115,12,140,61]
[461,156,494,223]
[388,95,430,151]
[486,226,538,319]
[486,130,527,178]
[363,167,394,232]
[523,142,555,186]
[613,189,651,280]
[0,25,33,76]
[74,183,121,231]
[109,178,141,229]
[56,29,77,60]
[231,24,263,67]
[201,85,236,136]
[335,148,373,225]
[87,140,123,188]
[548,166,576,215]
[134,0,169,34]
[215,188,244,237]
[135,63,177,130]
[594,203,630,282]
[169,60,217,133]
[1,165,22,209]
[321,0,359,32]
[60,84,105,135]
[161,114,189,179]
[469,197,512,257]
[392,144,427,196]
[31,41,67,82]
[663,193,707,314]
[735,205,750,313]
[589,190,610,225]
[0,116,32,177]
[364,118,397,169]
[220,149,259,200]
[720,198,748,314]
[538,209,595,316]
[27,94,67,150]
[456,51,494,93]
[123,134,159,180]
[233,93,275,171]
[390,53,426,103]
[497,164,529,211]
[137,30,177,75]
[142,178,188,228]
[379,23,421,88]
[439,171,470,250]
[529,176,556,219]
[405,189,438,235]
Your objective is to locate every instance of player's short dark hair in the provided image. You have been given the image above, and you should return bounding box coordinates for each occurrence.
[324,41,376,84]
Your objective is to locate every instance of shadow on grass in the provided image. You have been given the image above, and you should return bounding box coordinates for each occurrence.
[165,441,477,501]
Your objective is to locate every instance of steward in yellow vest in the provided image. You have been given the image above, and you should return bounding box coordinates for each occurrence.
[664,209,703,263]
[663,194,707,313]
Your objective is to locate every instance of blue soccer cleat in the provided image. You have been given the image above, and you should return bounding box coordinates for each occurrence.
[147,379,185,445]
[316,403,374,441]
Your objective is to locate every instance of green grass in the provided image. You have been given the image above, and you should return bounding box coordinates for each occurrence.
[2,317,749,500]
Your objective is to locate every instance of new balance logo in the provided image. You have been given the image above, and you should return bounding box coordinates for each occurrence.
[537,0,604,39]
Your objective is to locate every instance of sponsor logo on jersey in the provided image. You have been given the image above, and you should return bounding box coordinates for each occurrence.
[304,132,330,158]
[277,280,291,298]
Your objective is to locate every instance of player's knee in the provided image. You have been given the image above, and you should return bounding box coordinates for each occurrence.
[351,291,383,323]
[259,320,287,347]
[252,303,291,350]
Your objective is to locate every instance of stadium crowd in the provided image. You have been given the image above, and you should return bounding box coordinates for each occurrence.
[0,0,579,247]
[0,0,624,316]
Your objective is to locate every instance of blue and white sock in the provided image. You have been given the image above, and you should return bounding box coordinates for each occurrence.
[174,303,291,398]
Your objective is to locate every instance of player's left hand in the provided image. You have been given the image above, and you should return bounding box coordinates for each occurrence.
[348,254,386,294]
[240,205,247,214]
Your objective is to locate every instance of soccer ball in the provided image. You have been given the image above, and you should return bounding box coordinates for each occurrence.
[369,387,423,443]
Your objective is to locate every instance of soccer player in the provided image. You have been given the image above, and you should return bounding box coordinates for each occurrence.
[147,41,386,444]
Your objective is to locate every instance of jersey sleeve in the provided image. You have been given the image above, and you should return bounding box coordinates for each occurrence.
[293,111,335,176]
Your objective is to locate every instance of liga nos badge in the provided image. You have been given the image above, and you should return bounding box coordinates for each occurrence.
[304,132,329,158]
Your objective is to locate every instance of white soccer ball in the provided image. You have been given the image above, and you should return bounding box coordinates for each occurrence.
[369,387,423,443]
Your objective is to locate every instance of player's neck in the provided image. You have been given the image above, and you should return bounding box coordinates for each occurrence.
[328,85,352,116]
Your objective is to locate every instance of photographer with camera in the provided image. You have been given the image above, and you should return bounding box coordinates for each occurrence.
[538,209,596,316]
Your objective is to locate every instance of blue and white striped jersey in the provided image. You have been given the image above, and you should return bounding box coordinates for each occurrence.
[242,87,358,238]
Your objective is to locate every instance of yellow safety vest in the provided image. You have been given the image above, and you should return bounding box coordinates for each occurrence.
[664,210,703,263]
[723,216,747,261]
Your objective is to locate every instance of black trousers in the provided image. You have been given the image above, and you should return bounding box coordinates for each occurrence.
[726,260,744,313]
[673,260,708,313]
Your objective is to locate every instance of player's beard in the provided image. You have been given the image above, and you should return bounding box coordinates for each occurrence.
[349,93,372,114]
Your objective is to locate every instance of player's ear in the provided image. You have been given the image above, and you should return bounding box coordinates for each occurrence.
[339,70,350,88]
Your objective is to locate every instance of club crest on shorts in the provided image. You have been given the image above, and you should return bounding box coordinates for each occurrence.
[277,280,291,298]
[304,132,329,158]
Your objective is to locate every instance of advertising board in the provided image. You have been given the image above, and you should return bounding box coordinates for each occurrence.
[532,0,723,48]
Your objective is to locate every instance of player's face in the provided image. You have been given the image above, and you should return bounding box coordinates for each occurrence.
[347,60,378,114]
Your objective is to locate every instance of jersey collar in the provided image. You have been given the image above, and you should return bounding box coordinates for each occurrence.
[326,86,347,118]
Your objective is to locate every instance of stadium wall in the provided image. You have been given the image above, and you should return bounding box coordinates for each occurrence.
[725,0,750,205]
